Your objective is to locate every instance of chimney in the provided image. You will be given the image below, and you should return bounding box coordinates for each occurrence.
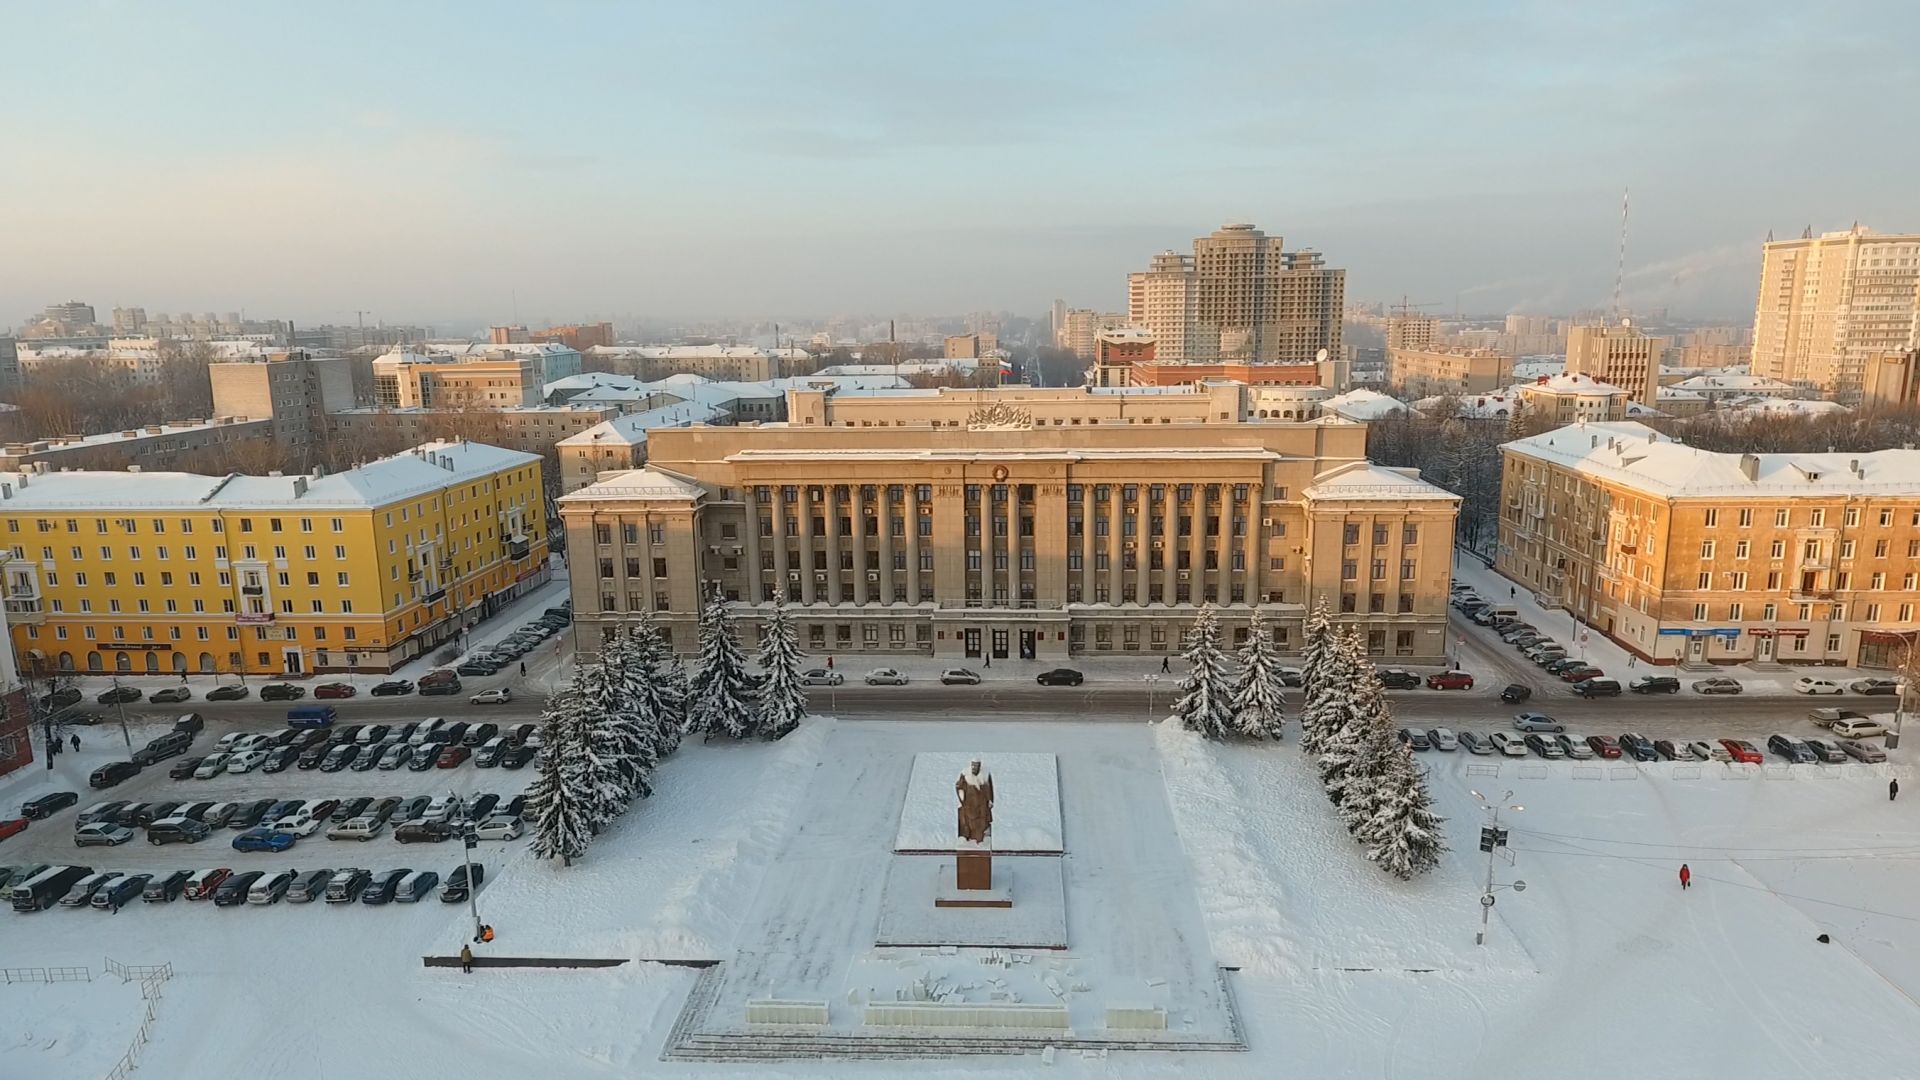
[311,465,325,479]
[2,483,11,499]
[292,477,308,498]
[1738,454,1759,481]
[127,465,142,474]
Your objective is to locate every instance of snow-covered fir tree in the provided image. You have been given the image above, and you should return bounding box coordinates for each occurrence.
[689,582,755,739]
[752,593,807,740]
[662,652,691,740]
[525,690,595,866]
[629,611,686,753]
[1227,609,1286,739]
[569,662,631,830]
[599,627,664,787]
[1297,599,1336,754]
[1172,605,1233,740]
[1337,682,1401,838]
[1363,744,1447,879]
[1314,630,1374,807]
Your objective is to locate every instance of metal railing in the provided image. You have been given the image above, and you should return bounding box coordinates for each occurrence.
[101,959,172,1080]
[0,965,91,984]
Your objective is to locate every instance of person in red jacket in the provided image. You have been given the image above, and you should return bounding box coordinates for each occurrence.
[1679,864,1692,890]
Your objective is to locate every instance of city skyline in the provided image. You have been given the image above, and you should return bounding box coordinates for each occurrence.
[2,2,1915,324]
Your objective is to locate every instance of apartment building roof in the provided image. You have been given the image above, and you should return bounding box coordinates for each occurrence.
[556,401,732,449]
[0,440,538,510]
[557,467,706,503]
[1502,421,1920,498]
[1522,373,1629,396]
[1303,461,1461,502]
[1669,374,1800,394]
[1320,388,1409,420]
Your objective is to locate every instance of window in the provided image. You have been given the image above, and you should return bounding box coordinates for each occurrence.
[1696,571,1711,589]
[1693,603,1709,620]
[1775,509,1789,527]
[1770,540,1785,559]
[1729,572,1747,590]
[1844,508,1859,527]
[1841,540,1856,559]
[1341,560,1357,580]
[1703,508,1718,527]
[1700,540,1715,559]
[1810,509,1825,527]
[1728,602,1743,620]
[1738,508,1752,527]
[1343,524,1360,545]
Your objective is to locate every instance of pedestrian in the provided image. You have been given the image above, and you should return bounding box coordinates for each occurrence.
[984,653,991,668]
[827,655,834,669]
[481,925,495,943]
[1891,777,1900,802]
[519,661,526,677]
[460,943,473,974]
[1509,585,1516,600]
[1161,656,1170,674]
[1628,654,1637,668]
[70,733,80,752]
[1679,864,1691,890]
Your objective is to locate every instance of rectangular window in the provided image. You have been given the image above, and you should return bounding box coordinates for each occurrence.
[1693,603,1709,620]
[1728,602,1743,621]
[1700,540,1715,558]
[1703,508,1718,527]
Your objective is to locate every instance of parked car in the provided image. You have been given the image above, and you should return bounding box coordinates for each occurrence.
[314,682,358,699]
[247,870,297,905]
[1571,678,1622,698]
[418,673,463,696]
[227,800,274,829]
[441,862,485,903]
[938,669,981,686]
[259,683,306,701]
[1793,677,1845,696]
[1831,718,1891,739]
[1692,677,1743,695]
[1035,668,1084,686]
[40,687,83,710]
[151,687,193,705]
[1513,712,1564,733]
[132,801,181,827]
[1543,658,1587,676]
[1499,684,1531,704]
[1278,667,1305,687]
[58,872,119,907]
[1488,732,1529,757]
[88,761,141,789]
[456,660,502,677]
[360,868,410,905]
[1617,733,1658,762]
[1527,648,1569,666]
[1586,734,1623,759]
[1629,676,1680,694]
[371,679,416,697]
[258,746,297,774]
[1684,740,1716,762]
[147,818,212,846]
[1801,737,1848,764]
[1554,734,1595,760]
[1558,666,1605,683]
[864,668,909,686]
[470,688,513,705]
[0,817,28,842]
[404,745,439,771]
[1425,671,1474,690]
[1765,734,1817,763]
[143,869,194,903]
[74,822,134,847]
[1849,678,1902,696]
[462,794,501,824]
[475,816,524,841]
[1652,739,1684,761]
[1457,731,1492,755]
[225,750,270,774]
[1377,669,1422,690]
[198,803,239,828]
[1398,728,1432,751]
[800,668,845,686]
[1719,739,1764,764]
[349,746,386,772]
[97,685,144,705]
[319,745,361,772]
[325,869,372,903]
[232,828,296,853]
[271,812,323,838]
[1808,707,1869,728]
[204,684,250,701]
[1840,739,1888,763]
[500,745,535,770]
[287,869,336,903]
[436,745,471,768]
[77,801,129,826]
[21,791,79,820]
[393,870,440,903]
[1522,733,1566,759]
[92,874,152,910]
[1426,727,1459,751]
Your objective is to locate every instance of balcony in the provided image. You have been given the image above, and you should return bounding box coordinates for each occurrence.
[241,584,265,596]
[423,588,448,605]
[508,537,531,560]
[236,611,275,625]
[5,597,45,625]
[1790,589,1834,603]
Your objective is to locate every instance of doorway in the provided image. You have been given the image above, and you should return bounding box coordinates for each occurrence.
[963,628,981,658]
[1756,635,1775,662]
[1019,630,1036,660]
[1687,636,1704,662]
[991,629,1009,660]
[283,648,304,675]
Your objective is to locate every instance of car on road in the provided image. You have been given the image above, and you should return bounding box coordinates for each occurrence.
[1617,732,1658,762]
[500,745,535,770]
[93,874,152,910]
[1586,734,1623,759]
[440,862,485,903]
[74,822,134,846]
[97,686,144,705]
[213,870,265,906]
[1808,707,1869,727]
[1802,737,1847,764]
[142,869,194,903]
[1840,739,1888,763]
[147,818,212,846]
[436,745,471,768]
[800,668,845,686]
[325,869,372,903]
[41,686,83,710]
[1425,671,1474,690]
[419,672,463,696]
[470,687,513,705]
[224,750,270,774]
[204,684,250,701]
[1035,668,1084,686]
[1572,678,1622,698]
[1628,676,1680,694]
[1377,669,1422,690]
[287,869,335,903]
[22,791,79,819]
[232,828,296,853]
[1793,677,1845,696]
[456,660,502,678]
[371,679,416,697]
[1398,728,1432,751]
[1426,727,1459,751]
[1849,678,1902,696]
[1522,733,1565,759]
[1555,734,1596,759]
[1692,677,1743,695]
[938,669,982,686]
[475,816,524,841]
[259,683,306,701]
[1831,718,1891,739]
[1499,684,1531,704]
[1457,731,1492,755]
[864,668,909,686]
[1513,712,1564,733]
[1488,732,1529,757]
[360,868,410,905]
[1719,739,1764,764]
[88,761,141,789]
[1558,666,1605,683]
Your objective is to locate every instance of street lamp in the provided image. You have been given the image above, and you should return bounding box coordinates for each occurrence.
[452,787,483,942]
[1470,789,1525,946]
[108,672,132,749]
[1143,673,1161,718]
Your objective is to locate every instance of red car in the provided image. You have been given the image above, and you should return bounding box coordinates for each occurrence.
[1559,666,1604,682]
[435,745,471,768]
[313,682,357,699]
[1586,734,1623,759]
[1720,738,1764,764]
[0,817,28,842]
[1426,671,1474,690]
[184,867,231,901]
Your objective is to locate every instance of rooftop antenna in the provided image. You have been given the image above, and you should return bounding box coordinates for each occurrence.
[1612,186,1629,321]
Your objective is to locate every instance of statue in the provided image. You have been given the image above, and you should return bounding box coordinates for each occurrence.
[955,759,994,845]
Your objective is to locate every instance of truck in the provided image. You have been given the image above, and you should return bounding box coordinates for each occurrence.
[9,864,95,912]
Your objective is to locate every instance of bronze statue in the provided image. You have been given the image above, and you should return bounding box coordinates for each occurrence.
[955,759,994,844]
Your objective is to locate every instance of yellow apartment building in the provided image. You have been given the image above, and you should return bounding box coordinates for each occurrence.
[0,440,549,677]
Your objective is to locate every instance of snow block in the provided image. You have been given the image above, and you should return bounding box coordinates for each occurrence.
[745,999,830,1025]
[1105,1005,1168,1030]
[863,1001,1069,1030]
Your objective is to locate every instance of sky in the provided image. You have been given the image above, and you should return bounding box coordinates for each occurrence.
[2,1,1916,329]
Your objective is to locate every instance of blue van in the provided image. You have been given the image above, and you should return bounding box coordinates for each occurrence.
[286,705,337,728]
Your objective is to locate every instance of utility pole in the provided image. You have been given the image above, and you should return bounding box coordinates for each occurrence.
[1471,789,1526,946]
[110,673,132,748]
[454,787,483,942]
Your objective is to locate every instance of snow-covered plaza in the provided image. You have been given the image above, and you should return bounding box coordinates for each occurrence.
[6,713,1920,1078]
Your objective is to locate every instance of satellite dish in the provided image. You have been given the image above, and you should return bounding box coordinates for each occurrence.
[1316,348,1330,363]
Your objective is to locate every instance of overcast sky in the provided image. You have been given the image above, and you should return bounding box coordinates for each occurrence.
[3,1,1915,329]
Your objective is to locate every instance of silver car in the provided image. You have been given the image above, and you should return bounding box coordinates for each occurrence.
[1457,731,1492,755]
[1840,739,1887,763]
[1555,734,1596,760]
[800,669,844,686]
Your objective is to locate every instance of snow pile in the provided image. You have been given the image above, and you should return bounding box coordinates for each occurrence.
[893,752,1063,852]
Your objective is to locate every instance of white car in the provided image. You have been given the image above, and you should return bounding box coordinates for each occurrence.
[224,750,270,774]
[271,813,322,837]
[1512,712,1565,733]
[474,816,524,841]
[409,719,448,746]
[864,668,909,686]
[1684,740,1715,761]
[1832,718,1891,739]
[1793,677,1845,695]
[1426,727,1459,751]
[214,731,252,752]
[800,669,844,687]
[939,668,982,686]
[193,753,232,779]
[1488,732,1530,757]
[470,688,513,705]
[73,822,135,847]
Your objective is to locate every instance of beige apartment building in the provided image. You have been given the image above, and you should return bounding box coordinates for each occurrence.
[1565,323,1662,404]
[1386,346,1513,396]
[1127,252,1207,362]
[943,333,997,360]
[1384,313,1438,352]
[589,345,813,383]
[208,352,357,457]
[372,349,541,409]
[1497,420,1920,669]
[1516,373,1630,423]
[559,407,1459,664]
[1751,225,1920,403]
[1059,309,1129,359]
[1193,224,1344,364]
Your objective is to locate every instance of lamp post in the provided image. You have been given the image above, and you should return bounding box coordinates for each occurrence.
[1143,673,1161,718]
[1470,789,1526,946]
[453,787,482,942]
[108,673,132,749]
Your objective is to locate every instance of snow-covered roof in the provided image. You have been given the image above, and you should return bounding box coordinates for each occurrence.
[1624,401,1665,418]
[723,447,1287,464]
[1670,374,1800,394]
[815,361,981,378]
[1303,461,1460,502]
[1717,396,1850,416]
[1411,391,1518,418]
[558,466,706,503]
[1502,421,1920,497]
[0,440,539,510]
[1519,373,1628,397]
[1656,386,1708,401]
[588,344,809,360]
[555,402,731,449]
[1320,388,1409,421]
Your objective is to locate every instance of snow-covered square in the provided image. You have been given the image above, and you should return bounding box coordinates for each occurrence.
[893,751,1064,853]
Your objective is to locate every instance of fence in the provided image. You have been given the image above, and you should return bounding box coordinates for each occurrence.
[1,965,92,984]
[101,958,172,1080]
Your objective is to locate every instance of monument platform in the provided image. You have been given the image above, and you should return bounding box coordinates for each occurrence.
[876,855,1067,949]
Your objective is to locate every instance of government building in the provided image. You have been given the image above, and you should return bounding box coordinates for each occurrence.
[559,389,1459,664]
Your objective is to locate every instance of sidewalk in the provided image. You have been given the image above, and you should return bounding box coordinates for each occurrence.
[800,653,1197,687]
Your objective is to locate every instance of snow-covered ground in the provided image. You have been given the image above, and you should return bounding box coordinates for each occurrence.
[0,978,145,1079]
[6,709,1919,1078]
[893,752,1063,853]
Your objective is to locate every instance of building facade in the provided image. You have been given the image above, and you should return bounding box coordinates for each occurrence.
[0,441,549,678]
[208,352,357,458]
[588,345,811,383]
[944,333,998,360]
[1750,226,1920,403]
[1089,327,1156,385]
[1384,313,1437,352]
[0,417,275,474]
[1126,252,1206,362]
[559,417,1459,663]
[1385,346,1513,396]
[372,349,541,409]
[533,322,615,351]
[1565,323,1662,404]
[1060,310,1129,360]
[1192,224,1344,363]
[1497,421,1920,668]
[1516,373,1630,423]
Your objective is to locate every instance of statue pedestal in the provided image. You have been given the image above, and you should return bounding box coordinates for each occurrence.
[955,850,993,891]
[934,856,1012,909]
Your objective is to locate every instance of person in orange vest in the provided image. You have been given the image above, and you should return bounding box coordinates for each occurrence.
[1679,864,1691,890]
[481,925,495,943]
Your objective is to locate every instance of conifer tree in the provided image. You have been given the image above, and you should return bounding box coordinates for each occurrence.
[1314,630,1373,807]
[753,593,807,740]
[1227,608,1286,739]
[1364,747,1447,879]
[1173,605,1233,739]
[1298,598,1336,754]
[526,690,594,866]
[689,582,754,739]
[568,663,629,829]
[599,626,664,785]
